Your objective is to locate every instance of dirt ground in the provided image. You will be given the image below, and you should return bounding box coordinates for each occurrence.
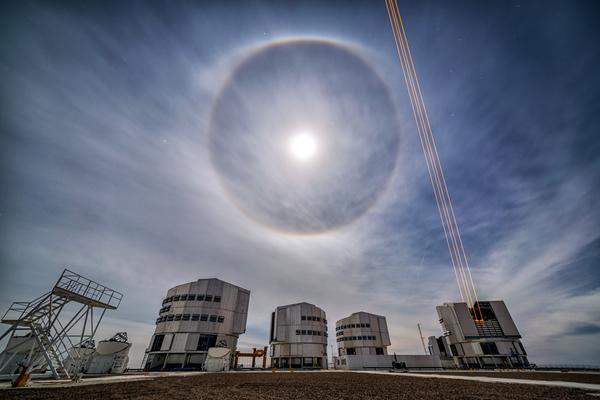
[418,371,600,385]
[1,372,597,400]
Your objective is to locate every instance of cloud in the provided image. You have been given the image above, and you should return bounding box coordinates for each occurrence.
[563,323,600,336]
[1,1,599,368]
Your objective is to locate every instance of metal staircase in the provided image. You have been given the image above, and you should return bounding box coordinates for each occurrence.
[30,322,69,379]
[3,296,69,325]
[0,268,123,386]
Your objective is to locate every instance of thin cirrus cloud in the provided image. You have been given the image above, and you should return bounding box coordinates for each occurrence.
[0,1,599,367]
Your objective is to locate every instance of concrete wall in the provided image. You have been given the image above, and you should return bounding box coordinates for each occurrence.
[396,355,443,369]
[335,354,442,370]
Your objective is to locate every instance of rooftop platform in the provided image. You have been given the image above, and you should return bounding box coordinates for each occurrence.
[52,269,123,309]
[1,269,123,325]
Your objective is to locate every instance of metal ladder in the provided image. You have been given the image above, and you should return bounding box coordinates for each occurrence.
[30,322,70,379]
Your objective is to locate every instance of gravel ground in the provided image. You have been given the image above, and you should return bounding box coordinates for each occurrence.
[1,372,597,400]
[417,371,600,385]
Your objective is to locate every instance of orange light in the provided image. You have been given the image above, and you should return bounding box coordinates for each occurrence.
[385,0,482,313]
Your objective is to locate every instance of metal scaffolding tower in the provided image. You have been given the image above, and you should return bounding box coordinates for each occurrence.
[0,269,123,386]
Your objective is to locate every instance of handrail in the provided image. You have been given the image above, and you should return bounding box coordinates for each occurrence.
[53,268,123,309]
[2,269,123,323]
[1,293,53,322]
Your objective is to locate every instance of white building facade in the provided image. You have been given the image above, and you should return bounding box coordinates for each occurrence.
[144,278,250,371]
[335,312,390,356]
[334,312,441,370]
[432,301,529,368]
[269,302,328,369]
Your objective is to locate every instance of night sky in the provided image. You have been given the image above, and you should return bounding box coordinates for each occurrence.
[1,0,599,367]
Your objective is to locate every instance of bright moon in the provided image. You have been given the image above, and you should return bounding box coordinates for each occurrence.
[289,133,317,161]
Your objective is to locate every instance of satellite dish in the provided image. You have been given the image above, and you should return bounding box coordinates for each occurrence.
[208,347,231,358]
